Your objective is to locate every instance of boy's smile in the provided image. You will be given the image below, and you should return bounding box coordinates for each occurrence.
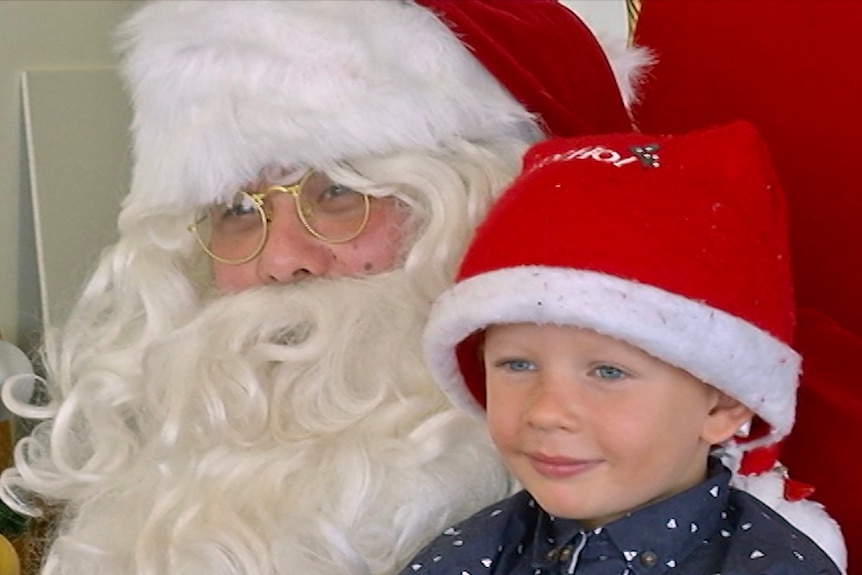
[524,453,602,479]
[482,323,750,530]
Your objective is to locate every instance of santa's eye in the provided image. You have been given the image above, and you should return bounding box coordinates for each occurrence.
[218,192,260,219]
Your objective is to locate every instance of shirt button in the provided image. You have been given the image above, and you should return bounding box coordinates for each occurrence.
[545,548,559,562]
[559,546,574,562]
[640,551,659,567]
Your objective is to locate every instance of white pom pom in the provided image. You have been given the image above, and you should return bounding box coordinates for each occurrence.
[593,34,654,108]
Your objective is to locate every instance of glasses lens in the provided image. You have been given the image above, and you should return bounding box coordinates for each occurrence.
[193,191,267,263]
[190,172,372,263]
[294,172,370,242]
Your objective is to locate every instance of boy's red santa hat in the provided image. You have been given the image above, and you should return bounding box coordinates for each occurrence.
[116,0,643,210]
[423,121,845,568]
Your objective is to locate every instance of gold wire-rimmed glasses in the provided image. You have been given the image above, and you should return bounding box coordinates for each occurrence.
[189,170,372,265]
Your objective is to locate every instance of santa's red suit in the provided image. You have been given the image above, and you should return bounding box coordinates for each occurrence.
[633,1,862,572]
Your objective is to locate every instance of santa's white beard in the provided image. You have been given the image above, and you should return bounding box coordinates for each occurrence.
[36,271,512,575]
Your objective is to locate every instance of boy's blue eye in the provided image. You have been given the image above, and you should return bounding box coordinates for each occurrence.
[591,365,628,380]
[498,359,536,372]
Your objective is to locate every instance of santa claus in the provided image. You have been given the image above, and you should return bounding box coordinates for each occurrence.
[0,2,642,574]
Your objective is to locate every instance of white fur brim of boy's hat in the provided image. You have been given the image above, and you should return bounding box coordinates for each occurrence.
[116,0,639,210]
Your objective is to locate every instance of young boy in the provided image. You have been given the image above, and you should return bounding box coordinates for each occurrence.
[402,122,845,574]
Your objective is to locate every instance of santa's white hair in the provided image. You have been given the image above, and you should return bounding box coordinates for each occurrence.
[0,140,524,575]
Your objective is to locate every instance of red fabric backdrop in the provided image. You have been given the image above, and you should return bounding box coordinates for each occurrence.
[633,1,862,570]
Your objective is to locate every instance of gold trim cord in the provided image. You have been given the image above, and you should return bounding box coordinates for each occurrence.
[626,0,642,41]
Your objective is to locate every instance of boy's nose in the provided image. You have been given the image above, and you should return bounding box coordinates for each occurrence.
[525,378,580,432]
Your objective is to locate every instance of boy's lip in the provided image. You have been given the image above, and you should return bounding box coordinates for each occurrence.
[526,453,601,478]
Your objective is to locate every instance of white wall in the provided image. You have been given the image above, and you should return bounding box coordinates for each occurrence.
[562,0,629,39]
[0,1,138,351]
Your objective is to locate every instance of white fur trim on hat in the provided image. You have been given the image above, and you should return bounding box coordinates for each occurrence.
[592,33,654,108]
[117,0,537,209]
[424,266,800,442]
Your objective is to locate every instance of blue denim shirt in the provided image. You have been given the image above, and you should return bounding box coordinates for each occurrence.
[399,458,839,575]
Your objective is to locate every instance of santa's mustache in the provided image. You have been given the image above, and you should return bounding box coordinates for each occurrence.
[139,270,441,444]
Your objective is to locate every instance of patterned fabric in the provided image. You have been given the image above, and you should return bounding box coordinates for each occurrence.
[398,459,840,575]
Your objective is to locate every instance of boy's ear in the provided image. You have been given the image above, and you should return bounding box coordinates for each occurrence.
[702,391,755,445]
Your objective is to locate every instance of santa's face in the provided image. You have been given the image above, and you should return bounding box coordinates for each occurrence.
[483,323,733,530]
[211,183,409,293]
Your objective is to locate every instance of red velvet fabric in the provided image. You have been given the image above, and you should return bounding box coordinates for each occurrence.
[416,0,632,137]
[633,1,862,569]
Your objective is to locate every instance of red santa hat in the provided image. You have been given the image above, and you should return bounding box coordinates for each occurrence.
[425,121,799,443]
[116,0,640,210]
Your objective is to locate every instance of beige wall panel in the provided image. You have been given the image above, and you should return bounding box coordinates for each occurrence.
[0,1,138,351]
[22,68,130,330]
[562,0,628,37]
